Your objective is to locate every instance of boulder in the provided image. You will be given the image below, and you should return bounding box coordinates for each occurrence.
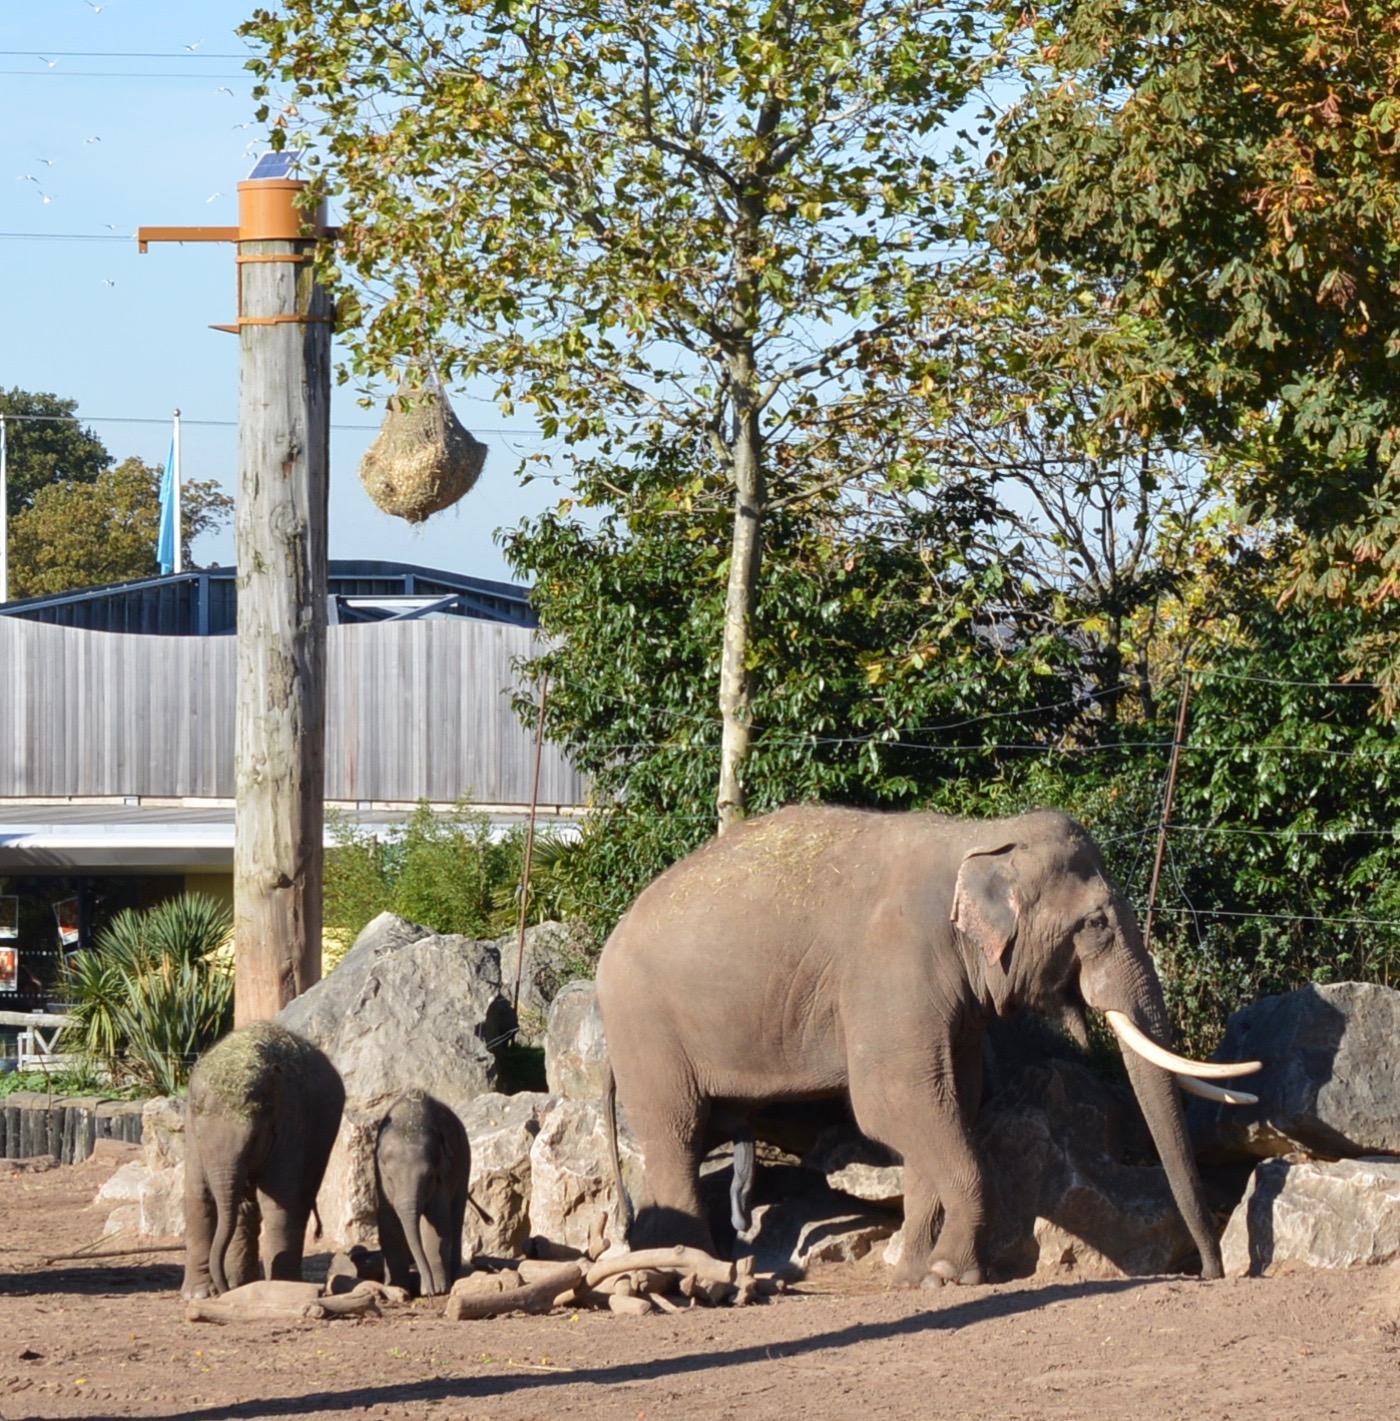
[801,1128,903,1205]
[1189,982,1400,1163]
[1221,1157,1400,1276]
[746,1187,899,1276]
[527,1097,645,1255]
[976,1059,1197,1279]
[544,980,610,1103]
[278,912,517,1246]
[281,912,515,1114]
[493,922,584,1046]
[460,1092,556,1258]
[141,1095,185,1170]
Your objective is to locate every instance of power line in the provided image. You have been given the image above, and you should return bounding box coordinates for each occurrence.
[0,70,251,80]
[0,411,541,435]
[0,50,251,60]
[0,232,131,242]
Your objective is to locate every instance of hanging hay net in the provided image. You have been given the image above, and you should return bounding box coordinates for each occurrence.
[358,381,486,523]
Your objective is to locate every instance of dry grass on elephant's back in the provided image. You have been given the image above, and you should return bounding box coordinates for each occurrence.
[359,385,486,523]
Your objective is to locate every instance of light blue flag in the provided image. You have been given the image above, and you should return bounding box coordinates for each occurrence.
[156,436,176,574]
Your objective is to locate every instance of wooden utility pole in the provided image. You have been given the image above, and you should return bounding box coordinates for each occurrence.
[139,160,334,1024]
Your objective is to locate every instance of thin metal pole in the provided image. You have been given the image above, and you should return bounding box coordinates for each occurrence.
[0,412,8,602]
[1143,670,1193,949]
[513,668,550,1014]
[172,407,183,575]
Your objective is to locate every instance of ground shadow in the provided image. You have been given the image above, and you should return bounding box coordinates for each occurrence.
[0,1261,183,1296]
[93,1276,1153,1421]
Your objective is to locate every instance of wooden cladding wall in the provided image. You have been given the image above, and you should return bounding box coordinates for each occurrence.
[0,617,586,806]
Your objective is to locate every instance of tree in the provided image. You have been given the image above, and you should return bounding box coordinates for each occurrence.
[988,0,1400,701]
[504,437,1085,942]
[1,388,110,518]
[245,0,1001,829]
[7,456,233,599]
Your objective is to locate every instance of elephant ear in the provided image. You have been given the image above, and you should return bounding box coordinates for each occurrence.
[951,843,1022,969]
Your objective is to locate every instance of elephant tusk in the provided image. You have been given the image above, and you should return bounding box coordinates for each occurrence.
[1104,1010,1262,1080]
[1174,1075,1259,1106]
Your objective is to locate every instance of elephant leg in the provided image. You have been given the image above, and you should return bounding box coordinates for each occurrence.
[420,1195,453,1296]
[224,1195,262,1289]
[623,1075,712,1252]
[850,1048,984,1289]
[257,1188,309,1283]
[180,1138,218,1300]
[448,1184,469,1280]
[378,1194,416,1295]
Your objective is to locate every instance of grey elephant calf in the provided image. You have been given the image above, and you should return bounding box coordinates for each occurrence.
[182,1021,345,1300]
[375,1090,477,1297]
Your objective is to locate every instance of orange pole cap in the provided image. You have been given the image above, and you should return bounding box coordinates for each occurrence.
[237,179,327,242]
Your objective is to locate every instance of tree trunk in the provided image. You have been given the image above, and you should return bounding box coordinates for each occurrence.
[716,354,764,834]
[233,234,332,1024]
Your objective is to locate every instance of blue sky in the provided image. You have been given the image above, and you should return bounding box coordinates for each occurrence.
[0,0,563,584]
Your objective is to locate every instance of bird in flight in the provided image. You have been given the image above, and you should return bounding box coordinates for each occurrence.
[216,86,235,97]
[86,1,117,12]
[38,56,59,68]
[16,174,37,183]
[38,157,58,167]
[85,136,102,144]
[102,278,116,287]
[205,191,222,203]
[184,40,204,52]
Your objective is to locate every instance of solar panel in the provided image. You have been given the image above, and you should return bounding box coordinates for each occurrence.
[246,151,301,181]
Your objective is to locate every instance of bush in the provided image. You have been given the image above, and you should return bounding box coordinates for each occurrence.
[323,802,581,949]
[58,893,234,1096]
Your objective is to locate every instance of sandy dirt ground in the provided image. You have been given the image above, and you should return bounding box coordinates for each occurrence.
[1,1151,1398,1421]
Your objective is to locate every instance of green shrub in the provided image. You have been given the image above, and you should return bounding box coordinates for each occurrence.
[58,893,234,1095]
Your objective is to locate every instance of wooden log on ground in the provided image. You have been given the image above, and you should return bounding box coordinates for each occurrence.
[443,1260,585,1321]
[584,1247,734,1291]
[607,1292,655,1316]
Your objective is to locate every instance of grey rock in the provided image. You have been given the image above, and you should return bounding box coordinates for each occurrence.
[141,1095,185,1170]
[460,1091,557,1258]
[493,922,584,1046]
[747,1190,899,1277]
[801,1128,904,1205]
[96,1160,148,1205]
[281,912,516,1113]
[527,1097,645,1255]
[1221,1157,1400,1276]
[544,980,610,1103]
[1189,982,1400,1163]
[977,1060,1197,1280]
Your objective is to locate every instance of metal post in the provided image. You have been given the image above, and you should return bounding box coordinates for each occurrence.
[1143,671,1193,949]
[513,669,550,1014]
[172,408,183,575]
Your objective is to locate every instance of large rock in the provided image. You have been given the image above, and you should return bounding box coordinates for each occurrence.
[1221,1157,1400,1276]
[1190,982,1400,1163]
[99,1098,188,1239]
[544,980,609,1103]
[801,1128,903,1205]
[527,1098,645,1254]
[278,912,517,1246]
[493,922,584,1046]
[460,1092,556,1258]
[977,1059,1197,1279]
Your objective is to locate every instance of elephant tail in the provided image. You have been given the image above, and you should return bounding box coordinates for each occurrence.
[603,1060,633,1241]
[311,1203,324,1241]
[467,1194,495,1226]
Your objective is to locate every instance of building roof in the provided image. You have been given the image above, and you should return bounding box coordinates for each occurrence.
[0,560,536,635]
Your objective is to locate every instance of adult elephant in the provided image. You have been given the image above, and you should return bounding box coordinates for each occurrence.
[181,1021,345,1299]
[597,805,1258,1287]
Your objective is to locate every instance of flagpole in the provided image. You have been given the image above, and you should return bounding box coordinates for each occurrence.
[172,408,183,575]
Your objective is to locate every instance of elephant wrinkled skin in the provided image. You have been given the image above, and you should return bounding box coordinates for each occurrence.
[597,805,1248,1287]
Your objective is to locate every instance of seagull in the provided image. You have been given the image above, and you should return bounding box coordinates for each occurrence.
[216,86,235,97]
[16,174,37,182]
[102,278,115,286]
[38,191,53,204]
[86,1,116,12]
[85,136,102,144]
[37,157,58,167]
[38,56,58,68]
[205,191,222,203]
[232,121,253,130]
[184,40,204,52]
[103,223,122,231]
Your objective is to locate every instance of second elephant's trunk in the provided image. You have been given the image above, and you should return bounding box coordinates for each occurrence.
[392,1192,445,1296]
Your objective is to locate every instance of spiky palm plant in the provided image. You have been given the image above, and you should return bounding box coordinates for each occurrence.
[58,894,234,1093]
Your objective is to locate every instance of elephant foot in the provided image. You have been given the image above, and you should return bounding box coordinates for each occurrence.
[181,1281,217,1301]
[921,1258,983,1289]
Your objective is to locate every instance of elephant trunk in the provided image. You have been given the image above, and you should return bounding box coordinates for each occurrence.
[1083,942,1224,1279]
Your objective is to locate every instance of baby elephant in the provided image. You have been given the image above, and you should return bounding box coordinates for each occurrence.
[375,1091,475,1297]
[182,1021,345,1300]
